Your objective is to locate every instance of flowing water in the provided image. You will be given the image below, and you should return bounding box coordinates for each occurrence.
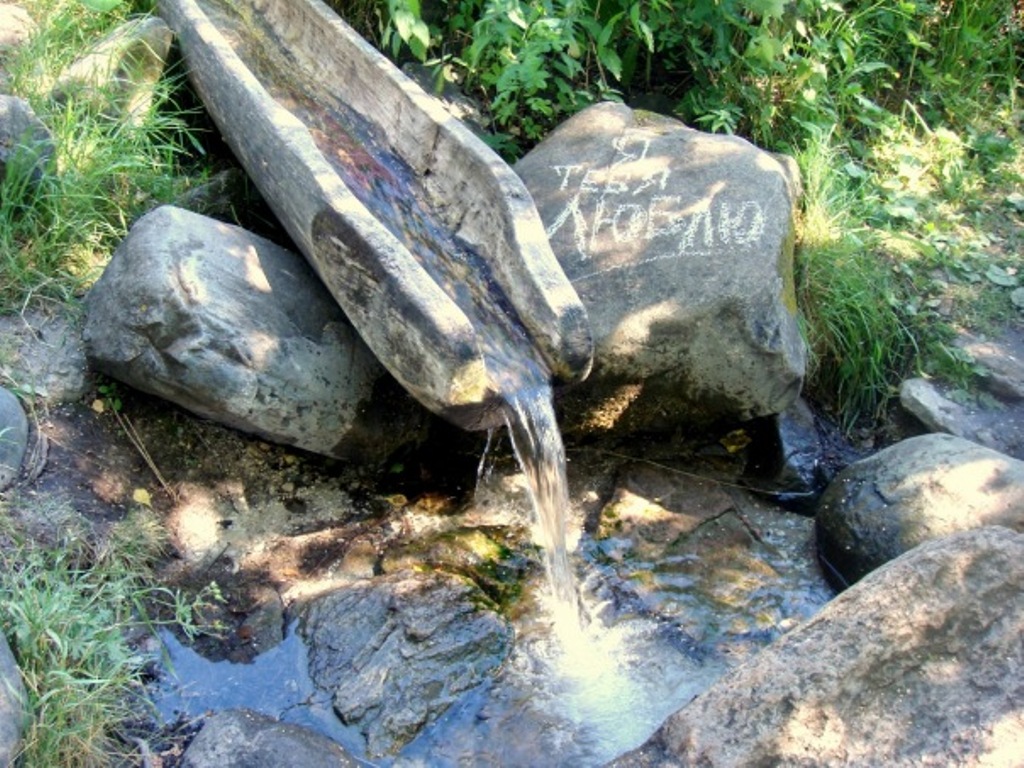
[502,386,578,611]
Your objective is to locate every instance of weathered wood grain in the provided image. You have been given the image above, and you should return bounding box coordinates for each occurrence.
[157,0,592,430]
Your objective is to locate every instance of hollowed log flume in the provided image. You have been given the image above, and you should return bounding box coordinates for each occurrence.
[157,0,593,430]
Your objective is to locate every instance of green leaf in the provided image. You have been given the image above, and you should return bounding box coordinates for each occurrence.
[985,264,1018,287]
[746,33,784,67]
[744,0,786,20]
[598,46,623,81]
[80,0,122,10]
[392,9,430,60]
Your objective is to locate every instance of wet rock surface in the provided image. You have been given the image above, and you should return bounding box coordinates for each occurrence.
[612,526,1024,768]
[591,460,832,659]
[300,570,513,757]
[815,432,1024,587]
[181,708,360,768]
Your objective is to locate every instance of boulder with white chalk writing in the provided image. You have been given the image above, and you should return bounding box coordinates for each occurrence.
[517,102,806,436]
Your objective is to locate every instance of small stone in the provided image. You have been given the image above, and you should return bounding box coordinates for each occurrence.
[899,377,967,436]
[0,386,28,491]
[182,709,360,768]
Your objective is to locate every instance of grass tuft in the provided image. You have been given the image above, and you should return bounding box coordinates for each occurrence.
[0,500,216,767]
[1,0,206,313]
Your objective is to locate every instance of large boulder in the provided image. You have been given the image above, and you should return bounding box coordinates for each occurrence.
[84,205,427,463]
[300,570,512,757]
[816,433,1024,587]
[612,526,1024,767]
[517,102,805,437]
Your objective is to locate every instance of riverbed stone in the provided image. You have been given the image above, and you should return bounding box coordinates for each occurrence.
[612,526,1024,768]
[51,16,173,122]
[300,570,512,757]
[0,306,89,404]
[0,386,28,490]
[0,94,53,187]
[0,631,26,767]
[593,462,832,658]
[0,4,35,51]
[516,102,805,437]
[181,709,360,768]
[83,205,427,463]
[815,433,1024,587]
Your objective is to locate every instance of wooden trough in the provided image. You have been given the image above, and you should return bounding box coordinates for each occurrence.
[157,0,593,430]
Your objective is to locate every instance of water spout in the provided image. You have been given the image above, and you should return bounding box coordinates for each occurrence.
[503,386,580,616]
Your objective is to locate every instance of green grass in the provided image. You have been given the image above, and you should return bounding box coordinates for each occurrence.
[0,499,212,767]
[1,0,204,312]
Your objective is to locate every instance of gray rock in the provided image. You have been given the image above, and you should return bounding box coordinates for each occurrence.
[517,102,805,436]
[816,433,1024,587]
[0,386,27,490]
[0,4,35,51]
[611,526,1024,768]
[0,631,27,767]
[84,205,427,462]
[900,375,1024,460]
[900,376,969,436]
[0,94,53,188]
[181,709,360,768]
[300,570,512,757]
[51,17,173,122]
[957,330,1024,401]
[593,462,832,655]
[742,396,832,512]
[0,307,89,403]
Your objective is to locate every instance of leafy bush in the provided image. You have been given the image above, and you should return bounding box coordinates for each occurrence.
[369,0,1020,156]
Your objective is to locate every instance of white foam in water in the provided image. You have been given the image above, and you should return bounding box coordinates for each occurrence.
[523,581,717,764]
[500,385,719,763]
